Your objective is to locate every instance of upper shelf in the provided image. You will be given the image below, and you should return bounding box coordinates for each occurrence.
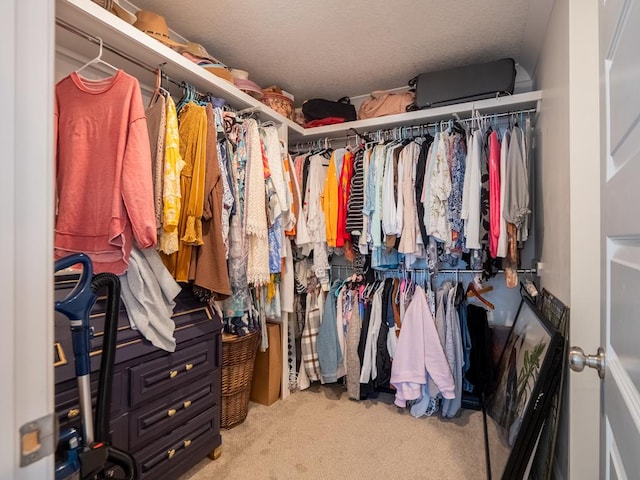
[290,91,542,142]
[55,0,302,130]
[56,0,541,143]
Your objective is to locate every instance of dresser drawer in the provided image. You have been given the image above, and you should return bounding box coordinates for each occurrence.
[135,405,220,480]
[55,372,124,429]
[129,374,219,451]
[55,277,220,385]
[128,338,218,408]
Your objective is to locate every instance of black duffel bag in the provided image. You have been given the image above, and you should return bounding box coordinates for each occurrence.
[302,97,357,123]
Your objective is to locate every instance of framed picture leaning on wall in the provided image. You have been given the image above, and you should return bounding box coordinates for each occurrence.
[485,296,564,480]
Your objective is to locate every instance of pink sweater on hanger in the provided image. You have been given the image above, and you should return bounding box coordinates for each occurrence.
[391,286,455,407]
[54,70,156,274]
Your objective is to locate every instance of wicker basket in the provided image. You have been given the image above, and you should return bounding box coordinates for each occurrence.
[260,86,294,120]
[221,329,261,429]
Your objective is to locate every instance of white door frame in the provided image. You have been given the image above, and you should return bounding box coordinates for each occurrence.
[568,1,602,479]
[0,0,55,478]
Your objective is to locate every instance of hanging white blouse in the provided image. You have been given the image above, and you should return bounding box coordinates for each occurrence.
[396,146,405,237]
[294,155,313,256]
[371,145,387,249]
[462,130,483,249]
[382,143,404,239]
[306,154,330,288]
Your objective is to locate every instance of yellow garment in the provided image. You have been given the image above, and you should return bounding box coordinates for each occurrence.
[162,102,208,282]
[321,151,339,248]
[158,95,186,255]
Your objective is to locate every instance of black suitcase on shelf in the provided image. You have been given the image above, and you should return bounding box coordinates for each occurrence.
[409,58,516,109]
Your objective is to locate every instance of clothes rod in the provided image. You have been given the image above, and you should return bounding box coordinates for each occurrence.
[330,265,537,275]
[361,108,537,138]
[291,107,537,152]
[56,18,182,89]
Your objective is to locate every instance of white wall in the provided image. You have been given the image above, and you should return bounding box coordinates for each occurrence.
[535,0,571,478]
[536,0,571,306]
[535,0,602,479]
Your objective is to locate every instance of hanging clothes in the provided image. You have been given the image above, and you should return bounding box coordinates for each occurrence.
[336,149,354,249]
[245,118,271,286]
[488,130,501,258]
[306,154,330,288]
[214,108,235,259]
[496,129,511,258]
[54,70,156,274]
[161,101,207,282]
[322,149,341,248]
[390,285,455,408]
[158,96,186,255]
[461,129,482,250]
[145,94,166,231]
[428,131,452,243]
[317,281,343,383]
[192,104,231,299]
[440,282,464,418]
[503,125,530,288]
[222,122,250,317]
[345,288,363,400]
[301,287,323,383]
[345,149,365,237]
[398,141,421,258]
[448,131,467,251]
[414,137,433,248]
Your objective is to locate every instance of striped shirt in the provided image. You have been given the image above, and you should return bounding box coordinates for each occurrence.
[345,149,365,235]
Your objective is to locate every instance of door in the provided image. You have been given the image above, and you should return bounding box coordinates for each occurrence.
[599,0,640,477]
[2,0,56,478]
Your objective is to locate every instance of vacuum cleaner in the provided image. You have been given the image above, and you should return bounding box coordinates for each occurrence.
[54,253,138,480]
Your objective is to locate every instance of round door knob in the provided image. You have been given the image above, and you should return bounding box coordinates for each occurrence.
[569,346,605,378]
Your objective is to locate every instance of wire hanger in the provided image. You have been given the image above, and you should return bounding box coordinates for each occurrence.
[75,36,118,77]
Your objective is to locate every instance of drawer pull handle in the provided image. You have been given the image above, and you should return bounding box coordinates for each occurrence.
[67,408,80,419]
[185,363,193,371]
[167,409,177,417]
[167,448,176,460]
[183,400,192,409]
[169,370,178,379]
[183,439,192,448]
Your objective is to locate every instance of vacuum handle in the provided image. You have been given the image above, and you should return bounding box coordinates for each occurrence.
[54,253,96,378]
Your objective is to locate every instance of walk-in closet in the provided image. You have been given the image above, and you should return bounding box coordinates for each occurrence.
[4,0,640,479]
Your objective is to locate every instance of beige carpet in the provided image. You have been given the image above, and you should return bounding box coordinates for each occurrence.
[179,383,488,480]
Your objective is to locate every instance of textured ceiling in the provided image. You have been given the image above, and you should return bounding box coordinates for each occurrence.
[131,0,552,104]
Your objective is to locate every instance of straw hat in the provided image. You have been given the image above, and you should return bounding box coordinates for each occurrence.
[200,64,235,84]
[133,10,185,48]
[176,42,219,64]
[92,0,137,24]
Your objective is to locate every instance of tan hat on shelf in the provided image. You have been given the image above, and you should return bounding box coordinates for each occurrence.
[201,64,235,84]
[175,42,219,64]
[133,10,186,48]
[91,0,137,24]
